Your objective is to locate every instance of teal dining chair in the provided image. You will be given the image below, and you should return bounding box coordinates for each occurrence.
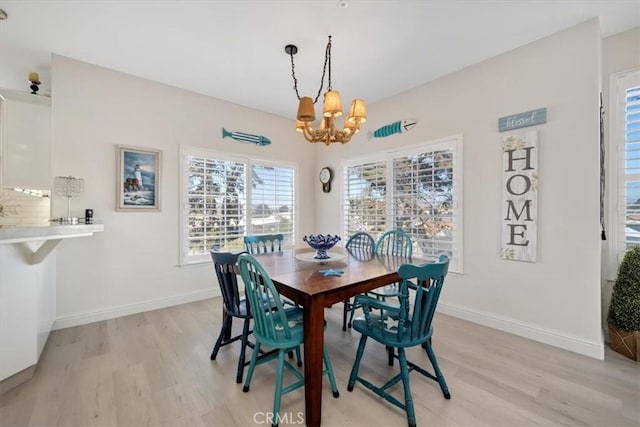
[369,229,413,298]
[238,253,339,427]
[342,232,376,330]
[347,255,451,427]
[244,234,284,254]
[375,229,413,257]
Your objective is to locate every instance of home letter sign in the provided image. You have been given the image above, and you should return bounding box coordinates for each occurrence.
[501,131,538,262]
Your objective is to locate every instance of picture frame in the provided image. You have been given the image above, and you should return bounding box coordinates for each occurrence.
[116,145,162,211]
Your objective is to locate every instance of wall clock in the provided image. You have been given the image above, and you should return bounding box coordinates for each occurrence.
[319,167,333,193]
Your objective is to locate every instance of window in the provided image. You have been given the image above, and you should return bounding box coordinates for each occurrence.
[249,164,296,241]
[612,69,640,269]
[180,147,296,265]
[343,160,387,237]
[343,136,463,272]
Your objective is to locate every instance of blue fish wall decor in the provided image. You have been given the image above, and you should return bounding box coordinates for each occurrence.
[222,128,271,146]
[368,119,418,140]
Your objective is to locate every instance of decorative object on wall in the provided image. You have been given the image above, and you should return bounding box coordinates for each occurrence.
[116,145,161,211]
[222,128,271,146]
[501,131,538,262]
[285,35,367,145]
[319,166,333,193]
[28,71,40,95]
[54,176,84,224]
[498,108,546,132]
[368,119,417,140]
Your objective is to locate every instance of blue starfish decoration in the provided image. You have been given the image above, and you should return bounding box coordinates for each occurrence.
[319,269,344,277]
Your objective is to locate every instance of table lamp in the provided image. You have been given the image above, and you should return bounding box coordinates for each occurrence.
[54,176,84,224]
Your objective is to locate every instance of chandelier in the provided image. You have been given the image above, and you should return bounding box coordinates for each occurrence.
[285,35,367,145]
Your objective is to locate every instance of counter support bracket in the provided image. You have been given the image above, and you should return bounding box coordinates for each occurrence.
[12,232,92,265]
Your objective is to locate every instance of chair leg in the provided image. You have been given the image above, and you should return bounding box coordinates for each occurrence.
[222,311,232,341]
[424,341,450,399]
[272,350,286,427]
[348,299,359,329]
[242,342,261,392]
[342,298,350,331]
[398,348,417,427]
[235,318,251,384]
[211,313,232,360]
[387,346,394,366]
[322,344,340,398]
[347,335,368,391]
[295,346,302,367]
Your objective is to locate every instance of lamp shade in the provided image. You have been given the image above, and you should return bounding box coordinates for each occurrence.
[348,99,367,123]
[323,90,343,117]
[297,97,316,122]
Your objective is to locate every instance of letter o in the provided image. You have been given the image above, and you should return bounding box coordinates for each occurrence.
[505,174,531,196]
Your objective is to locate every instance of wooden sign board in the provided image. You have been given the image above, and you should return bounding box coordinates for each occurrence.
[501,131,538,262]
[498,108,546,132]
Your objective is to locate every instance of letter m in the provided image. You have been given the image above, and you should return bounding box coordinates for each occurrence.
[504,200,533,221]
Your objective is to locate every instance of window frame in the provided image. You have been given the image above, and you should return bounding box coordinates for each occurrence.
[608,68,640,278]
[179,146,297,265]
[341,135,464,273]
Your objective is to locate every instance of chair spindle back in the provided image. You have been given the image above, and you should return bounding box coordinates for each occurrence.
[375,229,413,257]
[210,250,246,316]
[244,234,284,254]
[237,253,294,346]
[395,256,449,343]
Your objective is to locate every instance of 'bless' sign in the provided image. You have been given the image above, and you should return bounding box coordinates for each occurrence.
[501,131,538,262]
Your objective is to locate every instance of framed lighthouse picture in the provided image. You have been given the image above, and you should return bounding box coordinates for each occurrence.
[116,145,162,211]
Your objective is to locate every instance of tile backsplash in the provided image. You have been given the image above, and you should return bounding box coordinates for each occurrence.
[0,188,51,226]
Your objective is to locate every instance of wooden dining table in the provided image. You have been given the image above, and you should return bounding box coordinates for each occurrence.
[254,247,421,427]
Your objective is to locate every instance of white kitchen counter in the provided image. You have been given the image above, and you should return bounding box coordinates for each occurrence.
[0,222,104,244]
[0,221,104,391]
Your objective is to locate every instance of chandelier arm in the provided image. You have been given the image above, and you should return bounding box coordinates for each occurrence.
[301,126,316,143]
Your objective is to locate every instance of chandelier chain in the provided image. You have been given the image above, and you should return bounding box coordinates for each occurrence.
[289,36,332,104]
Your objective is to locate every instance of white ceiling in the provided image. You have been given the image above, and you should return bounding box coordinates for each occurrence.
[1,1,638,120]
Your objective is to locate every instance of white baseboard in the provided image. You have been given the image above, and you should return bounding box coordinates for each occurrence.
[53,288,218,330]
[438,302,605,360]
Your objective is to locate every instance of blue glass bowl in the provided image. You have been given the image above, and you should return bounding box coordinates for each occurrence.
[303,234,341,260]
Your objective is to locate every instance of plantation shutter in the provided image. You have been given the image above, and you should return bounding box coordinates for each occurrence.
[619,79,640,256]
[343,160,388,239]
[249,164,296,247]
[391,142,460,271]
[182,153,246,264]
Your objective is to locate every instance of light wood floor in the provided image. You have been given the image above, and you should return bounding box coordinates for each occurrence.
[1,298,639,427]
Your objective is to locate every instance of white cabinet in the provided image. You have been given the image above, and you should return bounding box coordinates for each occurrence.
[0,223,104,384]
[0,242,45,380]
[0,89,51,189]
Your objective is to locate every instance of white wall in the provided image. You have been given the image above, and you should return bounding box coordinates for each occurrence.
[51,55,315,328]
[316,19,604,358]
